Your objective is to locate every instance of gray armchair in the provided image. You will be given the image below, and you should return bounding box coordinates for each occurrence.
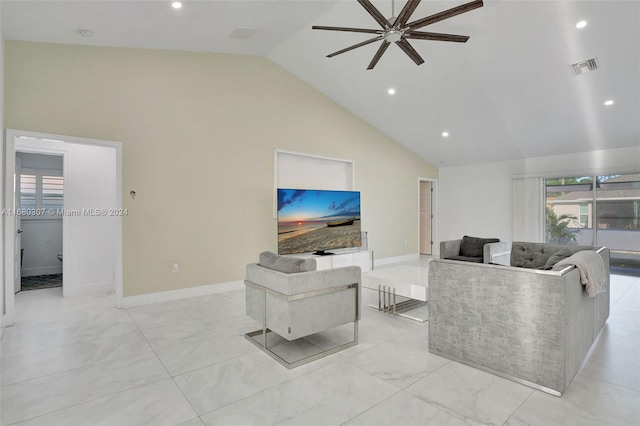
[245,251,361,368]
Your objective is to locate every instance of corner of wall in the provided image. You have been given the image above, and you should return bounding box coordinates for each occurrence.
[1,5,6,321]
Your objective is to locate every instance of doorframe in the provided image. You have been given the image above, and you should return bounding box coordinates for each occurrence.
[2,129,123,327]
[419,177,438,257]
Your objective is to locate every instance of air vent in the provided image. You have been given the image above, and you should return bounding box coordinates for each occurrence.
[570,58,599,76]
[228,27,257,40]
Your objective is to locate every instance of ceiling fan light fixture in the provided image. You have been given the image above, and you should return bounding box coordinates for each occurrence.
[384,30,403,43]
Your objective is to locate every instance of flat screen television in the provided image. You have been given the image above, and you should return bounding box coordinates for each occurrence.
[277,188,361,256]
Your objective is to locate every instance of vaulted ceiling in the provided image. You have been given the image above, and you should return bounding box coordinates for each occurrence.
[3,1,639,167]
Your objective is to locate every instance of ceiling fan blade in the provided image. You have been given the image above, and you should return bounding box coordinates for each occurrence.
[405,31,470,42]
[395,0,422,27]
[312,26,382,35]
[395,39,425,66]
[326,35,384,58]
[367,40,391,70]
[407,0,483,31]
[357,0,391,29]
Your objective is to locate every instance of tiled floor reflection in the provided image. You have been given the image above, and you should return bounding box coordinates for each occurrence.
[1,258,638,425]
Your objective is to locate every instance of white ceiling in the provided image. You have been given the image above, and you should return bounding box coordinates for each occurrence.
[2,0,639,167]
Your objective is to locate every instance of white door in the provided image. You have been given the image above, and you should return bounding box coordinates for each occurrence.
[420,181,433,255]
[14,216,22,293]
[14,158,22,293]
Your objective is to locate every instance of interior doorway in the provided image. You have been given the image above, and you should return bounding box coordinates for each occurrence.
[3,130,123,327]
[419,179,436,255]
[14,152,65,293]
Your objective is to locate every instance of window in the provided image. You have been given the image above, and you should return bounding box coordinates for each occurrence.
[42,175,64,210]
[545,173,640,276]
[17,170,64,217]
[579,205,589,226]
[544,176,592,244]
[19,174,37,211]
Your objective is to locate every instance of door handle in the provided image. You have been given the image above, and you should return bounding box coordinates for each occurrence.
[17,229,23,234]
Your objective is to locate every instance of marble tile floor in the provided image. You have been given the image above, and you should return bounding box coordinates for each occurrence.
[1,260,639,426]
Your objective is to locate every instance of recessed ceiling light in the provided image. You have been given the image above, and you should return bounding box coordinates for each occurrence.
[576,20,587,29]
[387,88,396,95]
[604,100,614,106]
[171,2,182,9]
[442,131,449,137]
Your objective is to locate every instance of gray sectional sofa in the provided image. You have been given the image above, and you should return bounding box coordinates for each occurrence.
[429,241,610,396]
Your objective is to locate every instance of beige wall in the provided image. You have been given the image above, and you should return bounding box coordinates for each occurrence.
[4,41,437,296]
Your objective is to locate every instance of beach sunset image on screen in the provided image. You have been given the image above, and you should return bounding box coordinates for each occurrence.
[277,188,361,255]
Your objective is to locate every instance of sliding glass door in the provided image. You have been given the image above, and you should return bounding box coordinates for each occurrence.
[545,174,640,275]
[595,174,640,274]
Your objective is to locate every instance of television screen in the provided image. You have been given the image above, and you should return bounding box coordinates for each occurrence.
[277,188,361,255]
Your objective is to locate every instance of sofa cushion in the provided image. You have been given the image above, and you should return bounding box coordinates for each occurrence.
[447,255,484,263]
[544,248,574,270]
[259,251,317,273]
[511,242,547,268]
[511,242,597,269]
[460,236,500,258]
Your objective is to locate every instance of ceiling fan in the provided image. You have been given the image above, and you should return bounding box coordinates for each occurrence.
[312,0,483,70]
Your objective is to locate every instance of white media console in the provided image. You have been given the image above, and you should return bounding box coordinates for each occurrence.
[294,250,372,273]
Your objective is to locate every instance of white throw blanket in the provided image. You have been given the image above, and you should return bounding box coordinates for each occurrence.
[555,250,606,297]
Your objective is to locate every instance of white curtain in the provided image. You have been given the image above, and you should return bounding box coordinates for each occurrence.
[512,177,544,242]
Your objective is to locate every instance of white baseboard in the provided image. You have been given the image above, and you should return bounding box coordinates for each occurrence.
[122,280,244,308]
[374,253,420,267]
[21,266,63,277]
[63,281,114,297]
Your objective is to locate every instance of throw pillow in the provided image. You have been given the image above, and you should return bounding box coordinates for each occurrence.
[259,251,317,273]
[543,248,574,270]
[460,236,500,258]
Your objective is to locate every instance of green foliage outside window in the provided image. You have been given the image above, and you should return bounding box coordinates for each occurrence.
[545,206,578,244]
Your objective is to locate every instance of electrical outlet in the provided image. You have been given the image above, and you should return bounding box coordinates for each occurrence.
[172,262,179,273]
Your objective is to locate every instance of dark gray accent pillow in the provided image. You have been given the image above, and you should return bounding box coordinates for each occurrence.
[259,251,317,273]
[511,242,545,268]
[543,248,574,270]
[460,236,500,258]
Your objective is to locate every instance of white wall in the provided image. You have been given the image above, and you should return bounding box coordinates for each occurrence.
[439,160,522,242]
[20,220,63,276]
[0,5,5,322]
[439,146,640,243]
